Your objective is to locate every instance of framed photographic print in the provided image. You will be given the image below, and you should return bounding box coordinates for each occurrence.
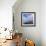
[21,12,36,27]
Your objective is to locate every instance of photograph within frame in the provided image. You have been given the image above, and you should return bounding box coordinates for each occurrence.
[21,12,36,27]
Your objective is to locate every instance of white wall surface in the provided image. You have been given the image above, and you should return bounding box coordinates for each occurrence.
[0,0,16,30]
[40,0,46,46]
[13,0,46,46]
[0,0,16,39]
[13,0,41,46]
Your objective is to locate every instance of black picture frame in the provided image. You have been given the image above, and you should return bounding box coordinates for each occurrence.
[21,12,36,27]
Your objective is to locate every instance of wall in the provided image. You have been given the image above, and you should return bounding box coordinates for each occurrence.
[40,0,46,46]
[13,0,41,46]
[0,0,16,38]
[0,0,16,30]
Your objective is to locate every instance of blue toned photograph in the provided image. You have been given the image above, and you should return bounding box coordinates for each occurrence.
[21,12,36,27]
[22,13,33,24]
